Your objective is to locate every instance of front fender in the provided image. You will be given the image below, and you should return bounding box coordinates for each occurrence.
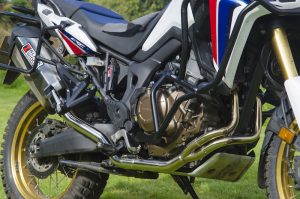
[257,130,275,188]
[257,103,293,188]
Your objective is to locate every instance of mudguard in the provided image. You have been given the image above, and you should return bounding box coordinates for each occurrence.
[257,130,275,188]
[258,103,293,188]
[0,36,19,85]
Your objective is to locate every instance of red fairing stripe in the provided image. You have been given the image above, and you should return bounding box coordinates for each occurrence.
[209,0,218,65]
[59,31,85,56]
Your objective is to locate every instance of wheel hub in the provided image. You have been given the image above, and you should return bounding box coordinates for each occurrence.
[25,119,66,179]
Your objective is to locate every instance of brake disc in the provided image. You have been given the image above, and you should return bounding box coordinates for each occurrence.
[25,119,66,179]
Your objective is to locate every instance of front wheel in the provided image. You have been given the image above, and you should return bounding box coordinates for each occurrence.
[0,92,108,199]
[265,107,300,199]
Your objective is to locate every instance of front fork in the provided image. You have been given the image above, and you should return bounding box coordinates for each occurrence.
[271,27,300,189]
[272,28,300,129]
[272,28,298,80]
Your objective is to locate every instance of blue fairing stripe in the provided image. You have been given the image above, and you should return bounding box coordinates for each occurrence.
[218,0,240,64]
[218,0,250,64]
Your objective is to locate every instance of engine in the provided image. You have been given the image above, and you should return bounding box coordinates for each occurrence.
[136,86,222,158]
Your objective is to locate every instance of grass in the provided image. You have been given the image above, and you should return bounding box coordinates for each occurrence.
[0,80,268,199]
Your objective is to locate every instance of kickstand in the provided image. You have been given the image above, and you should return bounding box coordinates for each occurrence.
[172,175,199,199]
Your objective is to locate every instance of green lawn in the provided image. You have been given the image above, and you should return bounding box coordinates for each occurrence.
[0,80,267,199]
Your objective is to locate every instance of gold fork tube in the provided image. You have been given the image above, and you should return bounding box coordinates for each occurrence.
[272,28,298,80]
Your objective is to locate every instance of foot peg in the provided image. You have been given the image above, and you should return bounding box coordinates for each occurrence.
[172,175,199,199]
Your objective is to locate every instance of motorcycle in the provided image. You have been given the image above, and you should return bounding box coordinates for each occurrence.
[0,0,299,198]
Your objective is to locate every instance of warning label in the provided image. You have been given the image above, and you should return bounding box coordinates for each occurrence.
[21,43,37,66]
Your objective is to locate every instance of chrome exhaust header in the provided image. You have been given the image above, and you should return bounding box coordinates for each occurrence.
[61,94,262,175]
[62,112,115,153]
[110,94,262,174]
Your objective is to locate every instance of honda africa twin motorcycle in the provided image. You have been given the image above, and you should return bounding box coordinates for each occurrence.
[1,0,300,198]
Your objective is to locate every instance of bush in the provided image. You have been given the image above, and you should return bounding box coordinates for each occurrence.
[89,0,169,20]
[8,0,169,20]
[11,0,31,8]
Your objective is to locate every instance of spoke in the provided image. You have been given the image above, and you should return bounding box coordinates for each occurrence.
[22,117,74,198]
[56,165,71,187]
[61,164,68,176]
[285,147,300,199]
[38,178,40,195]
[50,174,52,198]
[28,176,35,186]
[56,171,58,195]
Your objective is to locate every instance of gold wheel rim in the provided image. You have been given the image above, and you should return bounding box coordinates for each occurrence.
[10,101,76,199]
[276,141,294,199]
[276,119,300,199]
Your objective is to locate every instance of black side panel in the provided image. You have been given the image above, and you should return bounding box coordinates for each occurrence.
[121,39,181,109]
[132,27,182,62]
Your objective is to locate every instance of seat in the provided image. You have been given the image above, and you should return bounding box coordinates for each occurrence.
[51,0,160,56]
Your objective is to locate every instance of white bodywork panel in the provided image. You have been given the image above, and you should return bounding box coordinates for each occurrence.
[230,2,248,36]
[37,3,97,54]
[270,0,300,10]
[223,5,270,88]
[285,77,300,127]
[142,0,195,51]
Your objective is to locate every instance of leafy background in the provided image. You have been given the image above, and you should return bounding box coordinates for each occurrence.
[0,0,268,198]
[10,0,170,19]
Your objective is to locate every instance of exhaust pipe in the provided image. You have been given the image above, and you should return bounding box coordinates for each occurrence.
[62,112,115,153]
[110,95,262,174]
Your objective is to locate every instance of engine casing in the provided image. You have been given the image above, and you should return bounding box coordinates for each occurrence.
[136,86,220,158]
